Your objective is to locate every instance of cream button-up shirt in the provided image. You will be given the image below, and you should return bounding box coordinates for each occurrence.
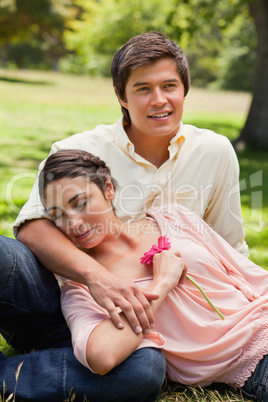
[14,117,248,256]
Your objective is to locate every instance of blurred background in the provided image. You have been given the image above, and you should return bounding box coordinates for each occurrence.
[1,0,267,148]
[0,0,257,90]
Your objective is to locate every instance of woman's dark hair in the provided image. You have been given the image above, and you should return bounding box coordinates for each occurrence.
[111,31,191,124]
[39,149,118,201]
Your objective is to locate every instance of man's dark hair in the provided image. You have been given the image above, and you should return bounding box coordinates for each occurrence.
[111,31,191,124]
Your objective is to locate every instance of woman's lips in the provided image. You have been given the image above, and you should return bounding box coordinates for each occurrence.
[74,227,94,239]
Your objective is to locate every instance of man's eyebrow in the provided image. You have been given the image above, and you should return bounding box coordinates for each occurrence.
[132,78,180,87]
[132,81,149,87]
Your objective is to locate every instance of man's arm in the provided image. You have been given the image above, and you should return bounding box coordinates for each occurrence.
[17,219,158,334]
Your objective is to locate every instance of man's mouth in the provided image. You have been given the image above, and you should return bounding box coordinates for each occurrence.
[149,112,171,119]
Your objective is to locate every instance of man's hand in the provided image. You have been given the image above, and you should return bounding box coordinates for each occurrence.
[88,269,159,334]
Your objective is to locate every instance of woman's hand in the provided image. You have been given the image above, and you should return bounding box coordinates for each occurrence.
[152,250,187,294]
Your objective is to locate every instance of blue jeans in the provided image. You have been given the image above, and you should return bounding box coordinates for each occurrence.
[242,355,268,401]
[0,235,166,401]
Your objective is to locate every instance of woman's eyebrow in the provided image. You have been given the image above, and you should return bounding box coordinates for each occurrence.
[47,206,60,212]
[68,192,86,205]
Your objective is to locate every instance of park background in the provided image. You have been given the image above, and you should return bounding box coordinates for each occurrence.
[0,0,268,401]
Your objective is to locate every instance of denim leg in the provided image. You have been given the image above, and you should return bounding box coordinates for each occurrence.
[93,347,166,402]
[0,235,71,352]
[241,355,268,401]
[0,347,166,401]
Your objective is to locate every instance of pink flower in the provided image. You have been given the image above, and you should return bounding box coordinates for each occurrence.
[140,235,225,319]
[140,235,171,266]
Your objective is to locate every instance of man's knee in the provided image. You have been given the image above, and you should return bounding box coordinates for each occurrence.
[69,348,166,402]
[120,348,166,401]
[134,348,166,389]
[0,235,16,267]
[0,235,21,289]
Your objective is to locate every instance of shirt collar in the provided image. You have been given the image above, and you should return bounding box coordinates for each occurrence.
[116,116,185,161]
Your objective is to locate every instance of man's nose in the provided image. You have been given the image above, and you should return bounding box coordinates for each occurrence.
[150,87,167,107]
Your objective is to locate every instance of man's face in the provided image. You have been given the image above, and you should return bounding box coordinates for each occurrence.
[120,58,185,142]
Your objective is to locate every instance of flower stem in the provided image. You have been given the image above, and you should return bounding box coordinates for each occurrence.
[186,275,224,320]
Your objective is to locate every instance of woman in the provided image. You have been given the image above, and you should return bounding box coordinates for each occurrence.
[39,149,268,401]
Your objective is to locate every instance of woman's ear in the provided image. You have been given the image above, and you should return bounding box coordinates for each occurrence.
[105,179,115,201]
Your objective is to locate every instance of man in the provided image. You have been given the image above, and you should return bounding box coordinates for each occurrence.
[0,31,247,401]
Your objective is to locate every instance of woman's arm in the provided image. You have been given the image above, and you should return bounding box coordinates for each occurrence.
[17,219,158,334]
[86,251,185,375]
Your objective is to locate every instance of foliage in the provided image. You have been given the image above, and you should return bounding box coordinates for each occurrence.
[63,0,172,75]
[0,0,257,90]
[215,10,257,91]
[0,0,80,70]
[61,0,256,91]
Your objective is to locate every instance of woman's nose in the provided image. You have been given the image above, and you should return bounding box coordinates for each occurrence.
[68,212,83,229]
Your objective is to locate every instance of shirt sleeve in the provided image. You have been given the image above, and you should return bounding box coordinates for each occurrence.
[202,138,248,257]
[13,159,51,237]
[61,280,165,371]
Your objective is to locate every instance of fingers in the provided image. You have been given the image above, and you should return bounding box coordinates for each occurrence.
[104,300,125,330]
[169,250,187,282]
[179,262,188,283]
[104,289,156,335]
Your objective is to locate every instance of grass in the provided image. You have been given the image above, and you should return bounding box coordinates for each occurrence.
[0,69,266,401]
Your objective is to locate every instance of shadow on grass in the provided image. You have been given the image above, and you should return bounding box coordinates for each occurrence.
[0,76,52,85]
[159,379,253,401]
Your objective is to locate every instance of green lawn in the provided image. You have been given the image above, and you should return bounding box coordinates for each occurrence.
[0,69,266,401]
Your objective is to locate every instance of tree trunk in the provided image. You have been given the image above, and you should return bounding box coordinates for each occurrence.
[0,44,8,68]
[234,0,268,150]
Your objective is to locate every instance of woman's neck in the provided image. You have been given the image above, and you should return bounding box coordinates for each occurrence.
[86,218,161,276]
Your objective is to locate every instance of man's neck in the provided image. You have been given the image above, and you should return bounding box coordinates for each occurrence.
[125,126,173,168]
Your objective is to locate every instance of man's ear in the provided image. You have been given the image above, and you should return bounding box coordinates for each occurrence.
[105,179,115,201]
[114,87,128,110]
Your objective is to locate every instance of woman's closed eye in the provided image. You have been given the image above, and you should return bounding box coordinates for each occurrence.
[51,210,65,221]
[74,200,88,212]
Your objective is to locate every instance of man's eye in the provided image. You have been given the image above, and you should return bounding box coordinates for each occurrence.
[137,87,149,92]
[164,83,176,88]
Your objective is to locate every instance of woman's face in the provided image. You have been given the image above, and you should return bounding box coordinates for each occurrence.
[43,176,115,248]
